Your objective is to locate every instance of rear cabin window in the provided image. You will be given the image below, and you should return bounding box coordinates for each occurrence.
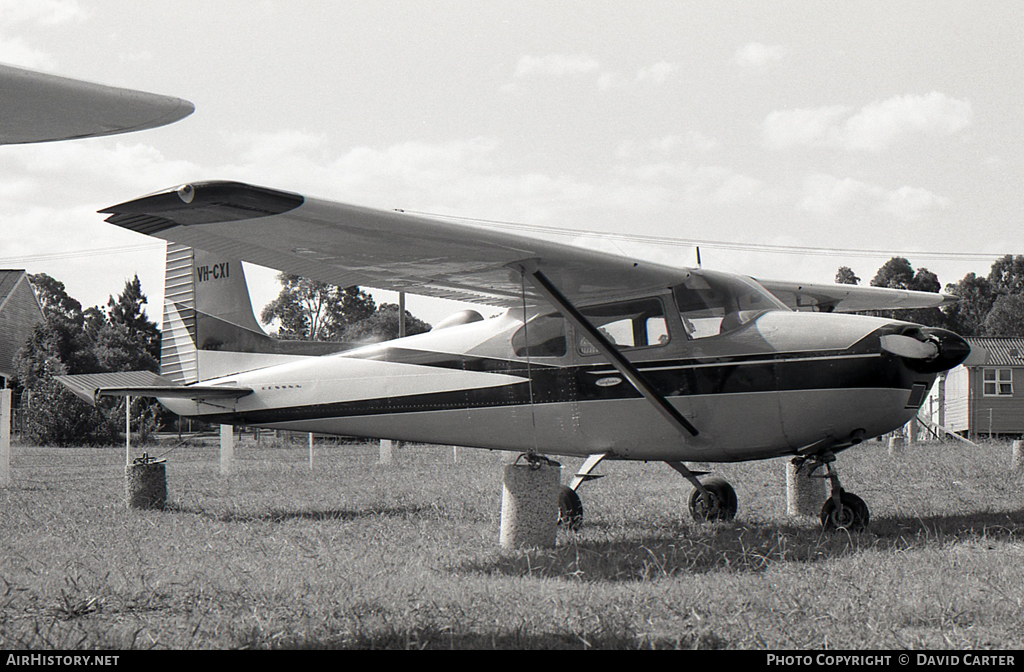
[512,314,567,357]
[577,297,668,356]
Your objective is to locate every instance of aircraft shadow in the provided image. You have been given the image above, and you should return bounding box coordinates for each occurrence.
[255,629,725,650]
[462,508,1024,583]
[163,502,435,523]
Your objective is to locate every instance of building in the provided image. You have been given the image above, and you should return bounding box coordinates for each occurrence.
[924,337,1024,439]
[0,270,44,388]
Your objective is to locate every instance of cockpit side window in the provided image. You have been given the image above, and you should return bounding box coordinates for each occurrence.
[512,314,568,357]
[674,271,787,339]
[576,297,668,356]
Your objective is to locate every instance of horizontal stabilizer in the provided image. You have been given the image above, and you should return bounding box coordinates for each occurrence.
[56,371,252,406]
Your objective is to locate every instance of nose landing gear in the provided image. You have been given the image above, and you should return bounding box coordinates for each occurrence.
[793,452,870,532]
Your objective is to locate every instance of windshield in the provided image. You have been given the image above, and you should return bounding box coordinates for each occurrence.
[674,270,788,339]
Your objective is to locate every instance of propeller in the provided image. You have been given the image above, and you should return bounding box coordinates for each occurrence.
[879,333,939,360]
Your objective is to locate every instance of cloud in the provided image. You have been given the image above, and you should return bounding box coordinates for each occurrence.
[762,105,851,150]
[636,61,679,84]
[881,185,950,220]
[511,56,680,92]
[734,42,790,67]
[842,92,973,152]
[616,132,720,159]
[513,54,600,78]
[0,0,87,68]
[597,71,629,91]
[763,92,973,152]
[0,140,200,211]
[0,0,85,28]
[0,36,56,69]
[798,173,947,220]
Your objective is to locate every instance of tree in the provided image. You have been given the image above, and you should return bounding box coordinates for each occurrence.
[29,273,85,327]
[868,257,945,326]
[104,275,160,365]
[14,273,162,445]
[89,275,161,373]
[835,266,860,285]
[987,254,1024,296]
[983,294,1024,337]
[340,303,431,343]
[260,274,376,340]
[870,257,939,293]
[943,273,995,337]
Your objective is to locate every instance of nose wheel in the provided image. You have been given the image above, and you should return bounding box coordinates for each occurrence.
[820,489,870,531]
[794,452,870,532]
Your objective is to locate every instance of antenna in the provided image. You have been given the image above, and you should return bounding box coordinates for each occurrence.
[696,246,702,268]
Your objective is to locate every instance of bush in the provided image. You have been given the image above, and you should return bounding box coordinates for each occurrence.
[22,377,118,447]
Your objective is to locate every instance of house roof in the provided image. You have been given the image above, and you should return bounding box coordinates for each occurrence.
[0,270,44,380]
[965,337,1024,367]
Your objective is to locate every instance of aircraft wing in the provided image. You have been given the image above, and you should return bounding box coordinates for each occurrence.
[56,371,252,406]
[0,62,194,144]
[101,181,696,307]
[758,279,955,313]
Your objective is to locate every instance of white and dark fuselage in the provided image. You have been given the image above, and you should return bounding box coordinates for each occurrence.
[159,302,967,464]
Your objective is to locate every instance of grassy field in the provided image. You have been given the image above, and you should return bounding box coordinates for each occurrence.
[2,435,1024,650]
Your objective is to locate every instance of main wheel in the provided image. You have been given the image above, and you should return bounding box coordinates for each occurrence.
[820,490,870,532]
[558,485,583,530]
[688,477,738,522]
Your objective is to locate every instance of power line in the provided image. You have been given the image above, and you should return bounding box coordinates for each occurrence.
[0,243,162,266]
[400,209,1011,263]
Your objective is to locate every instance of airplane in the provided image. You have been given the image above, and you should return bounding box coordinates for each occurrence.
[0,62,193,144]
[55,179,972,533]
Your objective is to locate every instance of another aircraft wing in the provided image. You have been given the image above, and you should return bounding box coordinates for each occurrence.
[100,181,695,307]
[757,279,955,313]
[0,62,194,144]
[56,371,252,406]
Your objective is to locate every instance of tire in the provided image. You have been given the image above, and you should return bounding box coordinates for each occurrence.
[688,477,738,522]
[558,485,583,530]
[820,490,870,532]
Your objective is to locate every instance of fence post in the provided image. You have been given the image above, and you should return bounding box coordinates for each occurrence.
[1,388,11,488]
[220,424,234,476]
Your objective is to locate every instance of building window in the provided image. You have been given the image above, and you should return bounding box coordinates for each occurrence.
[983,368,1013,396]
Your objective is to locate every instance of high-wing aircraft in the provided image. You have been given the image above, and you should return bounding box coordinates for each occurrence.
[0,62,193,144]
[58,180,970,532]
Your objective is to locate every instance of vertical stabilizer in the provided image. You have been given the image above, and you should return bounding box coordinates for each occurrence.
[160,243,352,383]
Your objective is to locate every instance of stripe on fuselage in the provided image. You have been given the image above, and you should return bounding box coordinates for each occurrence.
[198,345,911,426]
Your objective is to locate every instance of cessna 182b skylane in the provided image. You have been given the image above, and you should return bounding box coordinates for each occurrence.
[59,181,971,532]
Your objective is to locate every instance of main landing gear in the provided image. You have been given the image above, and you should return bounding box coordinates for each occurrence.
[793,452,870,532]
[559,460,742,530]
[561,452,868,532]
[666,461,738,523]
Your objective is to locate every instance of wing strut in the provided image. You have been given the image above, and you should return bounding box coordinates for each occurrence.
[520,265,699,439]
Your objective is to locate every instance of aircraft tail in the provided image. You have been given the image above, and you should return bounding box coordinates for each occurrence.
[161,243,350,383]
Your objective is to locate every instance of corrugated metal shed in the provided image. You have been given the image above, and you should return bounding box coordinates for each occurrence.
[0,270,44,382]
[965,337,1024,367]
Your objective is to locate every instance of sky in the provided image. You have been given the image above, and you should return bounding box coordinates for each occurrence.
[1,0,1022,328]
